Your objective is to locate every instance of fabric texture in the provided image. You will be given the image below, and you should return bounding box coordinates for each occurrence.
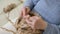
[23,0,60,34]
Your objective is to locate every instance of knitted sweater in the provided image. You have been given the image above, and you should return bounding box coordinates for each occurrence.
[23,0,60,34]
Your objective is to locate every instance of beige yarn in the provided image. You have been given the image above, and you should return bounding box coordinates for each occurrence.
[3,3,17,13]
[14,11,43,34]
[0,2,43,34]
[0,11,43,34]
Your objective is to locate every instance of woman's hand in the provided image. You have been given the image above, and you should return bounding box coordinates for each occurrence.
[25,15,47,30]
[20,7,30,18]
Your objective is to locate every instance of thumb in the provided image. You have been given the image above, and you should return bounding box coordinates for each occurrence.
[26,7,30,14]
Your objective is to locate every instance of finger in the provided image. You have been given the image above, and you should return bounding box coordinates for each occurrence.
[23,15,30,19]
[26,17,36,26]
[20,11,23,17]
[25,18,32,26]
[32,16,40,21]
[23,8,26,16]
[20,8,25,17]
[25,17,36,29]
[25,18,32,24]
[26,7,30,13]
[29,17,36,22]
[29,16,39,22]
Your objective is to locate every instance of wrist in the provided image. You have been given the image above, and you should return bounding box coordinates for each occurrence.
[42,21,47,30]
[39,21,47,30]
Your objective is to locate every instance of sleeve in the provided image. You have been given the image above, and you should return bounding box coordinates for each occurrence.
[23,0,40,10]
[43,23,60,34]
[23,0,35,10]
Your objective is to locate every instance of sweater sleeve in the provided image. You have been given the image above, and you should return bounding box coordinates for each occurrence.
[23,0,40,10]
[23,0,34,10]
[43,23,60,34]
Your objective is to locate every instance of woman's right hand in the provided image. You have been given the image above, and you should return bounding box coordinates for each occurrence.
[20,7,30,18]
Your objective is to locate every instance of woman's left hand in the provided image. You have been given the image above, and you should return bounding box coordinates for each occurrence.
[24,15,47,30]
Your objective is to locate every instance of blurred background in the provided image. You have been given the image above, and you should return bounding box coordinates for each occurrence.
[0,0,27,34]
[0,0,25,26]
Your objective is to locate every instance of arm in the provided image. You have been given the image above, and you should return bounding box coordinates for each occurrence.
[43,23,60,34]
[23,0,40,10]
[24,15,60,34]
[23,0,34,10]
